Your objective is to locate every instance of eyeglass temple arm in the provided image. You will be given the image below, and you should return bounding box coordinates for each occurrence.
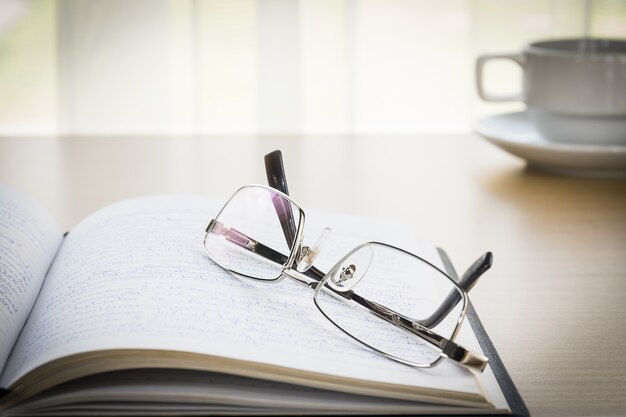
[419,252,493,328]
[206,219,325,280]
[347,292,488,372]
[264,150,327,279]
[265,150,297,248]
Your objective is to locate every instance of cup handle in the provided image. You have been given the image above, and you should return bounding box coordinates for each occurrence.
[475,53,525,102]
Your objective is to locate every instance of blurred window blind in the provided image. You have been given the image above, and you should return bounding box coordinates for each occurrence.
[0,0,625,135]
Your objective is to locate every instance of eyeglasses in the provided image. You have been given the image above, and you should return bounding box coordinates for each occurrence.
[203,151,492,372]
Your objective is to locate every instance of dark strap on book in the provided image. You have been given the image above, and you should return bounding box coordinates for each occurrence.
[437,248,530,417]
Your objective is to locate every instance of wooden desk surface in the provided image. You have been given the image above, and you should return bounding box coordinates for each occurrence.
[1,134,625,416]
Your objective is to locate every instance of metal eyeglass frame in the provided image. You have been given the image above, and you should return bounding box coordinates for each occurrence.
[203,150,493,372]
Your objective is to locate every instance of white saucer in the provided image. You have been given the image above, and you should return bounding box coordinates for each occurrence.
[474,111,626,177]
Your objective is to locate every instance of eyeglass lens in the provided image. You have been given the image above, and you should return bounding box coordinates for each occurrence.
[314,243,465,367]
[204,186,301,281]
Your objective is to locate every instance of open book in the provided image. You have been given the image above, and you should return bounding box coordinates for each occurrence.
[0,185,510,415]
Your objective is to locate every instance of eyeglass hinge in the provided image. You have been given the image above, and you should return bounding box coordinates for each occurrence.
[206,219,217,233]
[206,219,257,251]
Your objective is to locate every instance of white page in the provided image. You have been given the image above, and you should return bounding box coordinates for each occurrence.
[0,186,62,377]
[1,195,482,400]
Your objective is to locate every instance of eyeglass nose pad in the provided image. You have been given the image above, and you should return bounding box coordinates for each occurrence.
[296,227,331,273]
[327,244,374,292]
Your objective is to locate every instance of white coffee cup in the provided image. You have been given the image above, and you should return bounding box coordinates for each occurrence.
[476,39,626,145]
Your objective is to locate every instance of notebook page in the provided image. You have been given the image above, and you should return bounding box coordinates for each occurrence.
[1,195,482,399]
[0,186,62,377]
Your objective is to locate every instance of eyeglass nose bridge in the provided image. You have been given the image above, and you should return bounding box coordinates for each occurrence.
[295,227,331,273]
